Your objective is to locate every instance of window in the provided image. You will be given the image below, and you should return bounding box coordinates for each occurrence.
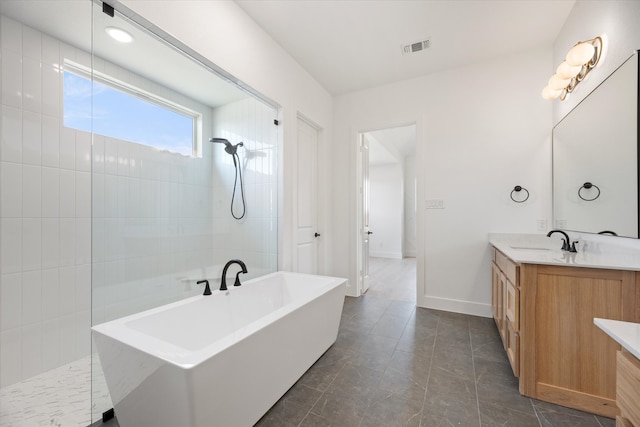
[63,66,199,156]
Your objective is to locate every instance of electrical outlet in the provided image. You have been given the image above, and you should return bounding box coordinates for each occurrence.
[426,199,445,209]
[557,219,566,228]
[537,219,547,231]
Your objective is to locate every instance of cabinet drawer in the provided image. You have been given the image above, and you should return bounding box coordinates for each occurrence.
[505,279,519,331]
[506,321,520,377]
[495,250,519,285]
[617,350,640,427]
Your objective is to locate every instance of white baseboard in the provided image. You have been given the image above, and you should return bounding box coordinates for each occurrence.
[369,251,403,259]
[418,295,492,318]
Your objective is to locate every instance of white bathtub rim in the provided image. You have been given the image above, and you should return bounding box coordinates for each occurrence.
[92,271,347,369]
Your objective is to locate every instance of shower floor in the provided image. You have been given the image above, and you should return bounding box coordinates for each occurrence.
[0,355,111,427]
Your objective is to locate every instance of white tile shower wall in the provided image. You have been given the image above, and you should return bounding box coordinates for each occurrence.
[0,13,279,392]
[0,15,93,388]
[90,54,216,327]
[0,14,216,388]
[211,98,278,279]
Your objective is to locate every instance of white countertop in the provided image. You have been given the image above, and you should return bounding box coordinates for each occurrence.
[489,233,640,271]
[594,318,640,360]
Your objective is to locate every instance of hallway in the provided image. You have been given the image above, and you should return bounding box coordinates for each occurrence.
[364,257,416,303]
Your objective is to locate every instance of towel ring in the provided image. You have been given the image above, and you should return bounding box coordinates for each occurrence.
[578,182,600,201]
[510,185,529,203]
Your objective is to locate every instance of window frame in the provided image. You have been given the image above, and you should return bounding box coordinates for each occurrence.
[63,61,202,157]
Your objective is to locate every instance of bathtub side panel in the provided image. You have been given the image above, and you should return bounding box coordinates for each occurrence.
[93,332,195,427]
[191,283,346,427]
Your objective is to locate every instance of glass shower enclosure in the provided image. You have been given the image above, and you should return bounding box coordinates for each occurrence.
[0,1,279,424]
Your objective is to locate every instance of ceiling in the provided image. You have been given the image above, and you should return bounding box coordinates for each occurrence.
[0,0,248,108]
[235,0,576,95]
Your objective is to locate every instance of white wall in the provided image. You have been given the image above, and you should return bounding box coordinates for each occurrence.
[119,0,335,276]
[553,0,640,124]
[333,47,553,315]
[369,163,403,259]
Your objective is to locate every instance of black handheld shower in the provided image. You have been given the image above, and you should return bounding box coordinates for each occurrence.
[210,137,244,155]
[210,137,246,220]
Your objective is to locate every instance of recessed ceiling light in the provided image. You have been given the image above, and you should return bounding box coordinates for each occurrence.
[105,27,134,43]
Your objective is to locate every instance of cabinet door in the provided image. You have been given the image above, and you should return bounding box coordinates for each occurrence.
[499,272,508,346]
[505,279,519,331]
[492,262,502,324]
[524,265,637,418]
[617,350,640,427]
[506,320,520,377]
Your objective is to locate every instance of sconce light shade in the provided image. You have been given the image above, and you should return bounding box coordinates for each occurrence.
[556,61,582,79]
[548,74,571,90]
[541,85,562,100]
[566,42,595,66]
[542,36,603,102]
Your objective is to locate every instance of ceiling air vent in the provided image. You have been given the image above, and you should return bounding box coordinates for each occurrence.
[402,39,430,55]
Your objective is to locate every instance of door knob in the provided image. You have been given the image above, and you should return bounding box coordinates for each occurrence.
[314,232,321,237]
[367,231,373,235]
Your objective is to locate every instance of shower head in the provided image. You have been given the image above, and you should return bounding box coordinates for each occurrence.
[210,137,243,155]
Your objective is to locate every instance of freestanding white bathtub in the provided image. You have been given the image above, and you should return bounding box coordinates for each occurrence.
[92,271,347,427]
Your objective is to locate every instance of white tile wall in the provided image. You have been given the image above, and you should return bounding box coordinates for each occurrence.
[0,15,94,390]
[1,13,278,425]
[211,98,279,279]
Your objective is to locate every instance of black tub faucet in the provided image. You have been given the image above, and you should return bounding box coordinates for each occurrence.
[220,259,248,291]
[546,230,577,253]
[196,280,212,296]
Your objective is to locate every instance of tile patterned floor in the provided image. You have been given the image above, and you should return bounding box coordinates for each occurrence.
[0,355,111,427]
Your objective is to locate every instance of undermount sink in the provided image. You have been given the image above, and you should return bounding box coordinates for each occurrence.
[509,245,551,251]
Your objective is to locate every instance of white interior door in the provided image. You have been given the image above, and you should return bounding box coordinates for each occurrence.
[361,137,371,293]
[295,118,319,274]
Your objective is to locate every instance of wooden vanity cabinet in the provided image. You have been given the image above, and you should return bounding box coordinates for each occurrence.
[616,350,640,427]
[491,248,520,376]
[490,247,640,419]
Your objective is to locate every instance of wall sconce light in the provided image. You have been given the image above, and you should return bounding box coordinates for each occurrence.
[541,36,603,101]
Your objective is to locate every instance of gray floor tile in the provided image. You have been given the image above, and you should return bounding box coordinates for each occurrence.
[360,388,423,427]
[421,371,480,427]
[596,415,616,427]
[533,400,605,427]
[309,388,366,426]
[479,399,541,427]
[384,300,416,319]
[431,341,475,381]
[370,313,410,339]
[299,412,338,427]
[254,398,312,427]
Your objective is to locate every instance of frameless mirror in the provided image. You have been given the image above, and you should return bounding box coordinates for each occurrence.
[552,53,639,238]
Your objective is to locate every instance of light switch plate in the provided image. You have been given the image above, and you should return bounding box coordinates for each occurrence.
[426,199,445,209]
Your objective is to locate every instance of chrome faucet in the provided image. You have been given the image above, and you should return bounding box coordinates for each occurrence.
[220,259,248,291]
[546,230,577,253]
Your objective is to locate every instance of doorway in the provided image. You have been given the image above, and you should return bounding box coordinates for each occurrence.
[357,124,417,299]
